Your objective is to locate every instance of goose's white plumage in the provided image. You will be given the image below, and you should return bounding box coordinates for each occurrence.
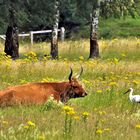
[124,88,140,103]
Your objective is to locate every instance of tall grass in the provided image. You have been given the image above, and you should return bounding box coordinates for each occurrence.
[0,38,140,140]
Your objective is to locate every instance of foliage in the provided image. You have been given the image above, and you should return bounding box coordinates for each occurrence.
[100,0,136,18]
[72,17,140,38]
[41,95,63,111]
[0,0,139,36]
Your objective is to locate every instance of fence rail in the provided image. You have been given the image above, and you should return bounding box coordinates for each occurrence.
[0,35,6,40]
[0,27,65,46]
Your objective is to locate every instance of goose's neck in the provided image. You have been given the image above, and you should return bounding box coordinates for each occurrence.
[129,90,133,98]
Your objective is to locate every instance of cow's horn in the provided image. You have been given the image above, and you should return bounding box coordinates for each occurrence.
[76,66,83,79]
[68,67,73,82]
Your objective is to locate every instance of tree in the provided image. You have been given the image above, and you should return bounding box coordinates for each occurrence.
[0,0,138,60]
[76,0,137,59]
[89,0,100,59]
[4,1,19,59]
[50,0,60,59]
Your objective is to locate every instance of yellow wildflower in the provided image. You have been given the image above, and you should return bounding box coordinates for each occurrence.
[63,106,74,112]
[98,111,103,115]
[135,124,140,129]
[79,56,84,60]
[136,72,140,76]
[104,128,110,131]
[24,125,29,129]
[94,108,97,111]
[96,90,103,93]
[82,79,91,85]
[109,82,117,87]
[27,121,36,127]
[73,116,80,120]
[124,77,128,80]
[66,110,76,116]
[112,58,119,64]
[64,58,68,61]
[41,78,49,82]
[39,134,45,140]
[132,80,139,85]
[82,112,89,117]
[96,129,103,134]
[59,56,62,59]
[2,121,8,125]
[113,38,118,42]
[102,111,106,115]
[121,53,126,57]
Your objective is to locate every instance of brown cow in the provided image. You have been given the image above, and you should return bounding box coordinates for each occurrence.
[0,68,87,107]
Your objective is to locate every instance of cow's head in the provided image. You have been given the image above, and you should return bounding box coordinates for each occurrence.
[60,67,87,103]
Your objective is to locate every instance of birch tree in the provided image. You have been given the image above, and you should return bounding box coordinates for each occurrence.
[51,0,60,59]
[88,0,135,59]
[89,0,100,59]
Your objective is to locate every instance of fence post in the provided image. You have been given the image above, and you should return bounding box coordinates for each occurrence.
[60,27,65,41]
[30,31,33,46]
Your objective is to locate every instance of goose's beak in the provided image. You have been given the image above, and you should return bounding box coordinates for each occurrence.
[124,89,130,94]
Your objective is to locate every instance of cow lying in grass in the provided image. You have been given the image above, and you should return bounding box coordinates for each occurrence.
[0,68,87,107]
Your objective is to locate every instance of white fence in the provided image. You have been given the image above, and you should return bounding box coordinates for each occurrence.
[0,35,6,40]
[0,27,65,46]
[0,33,30,40]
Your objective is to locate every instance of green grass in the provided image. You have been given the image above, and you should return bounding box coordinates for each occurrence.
[75,17,140,38]
[99,17,140,38]
[0,38,140,139]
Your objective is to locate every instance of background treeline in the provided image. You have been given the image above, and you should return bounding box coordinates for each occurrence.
[0,0,140,38]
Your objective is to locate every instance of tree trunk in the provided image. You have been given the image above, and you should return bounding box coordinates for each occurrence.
[5,25,19,60]
[89,0,100,59]
[50,0,60,59]
[4,5,19,60]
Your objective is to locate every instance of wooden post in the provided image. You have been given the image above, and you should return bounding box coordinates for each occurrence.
[30,31,33,46]
[60,27,65,42]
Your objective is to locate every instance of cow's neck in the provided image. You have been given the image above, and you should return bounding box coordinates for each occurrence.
[52,82,70,93]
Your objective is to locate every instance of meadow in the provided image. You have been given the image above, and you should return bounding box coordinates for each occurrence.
[0,38,140,140]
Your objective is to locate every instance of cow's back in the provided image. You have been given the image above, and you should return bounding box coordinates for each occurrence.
[0,83,60,106]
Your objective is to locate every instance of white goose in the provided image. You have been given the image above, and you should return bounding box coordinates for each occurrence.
[124,88,140,103]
